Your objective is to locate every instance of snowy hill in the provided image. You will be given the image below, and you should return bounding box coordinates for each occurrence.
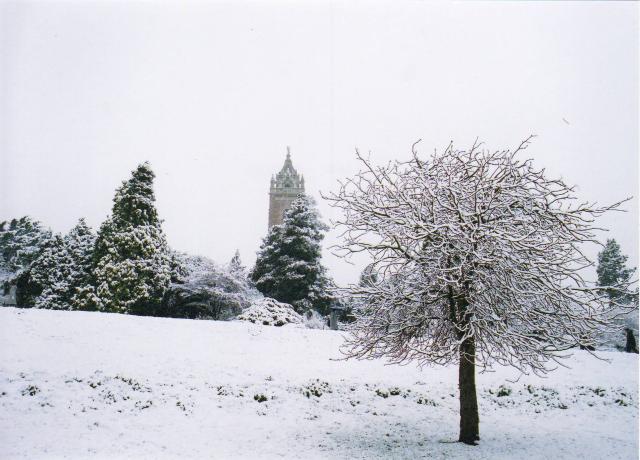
[0,308,637,459]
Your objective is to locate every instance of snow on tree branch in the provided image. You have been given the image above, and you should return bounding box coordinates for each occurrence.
[324,137,634,376]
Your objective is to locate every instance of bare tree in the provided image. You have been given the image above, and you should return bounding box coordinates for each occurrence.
[324,137,633,445]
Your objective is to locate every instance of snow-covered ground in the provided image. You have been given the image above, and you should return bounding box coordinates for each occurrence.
[0,307,637,459]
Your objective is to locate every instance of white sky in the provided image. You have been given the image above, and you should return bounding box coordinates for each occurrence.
[1,1,638,286]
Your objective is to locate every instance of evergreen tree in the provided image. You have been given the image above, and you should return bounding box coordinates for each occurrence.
[168,249,188,284]
[30,234,74,309]
[250,195,332,314]
[597,239,636,302]
[229,249,245,277]
[0,216,52,274]
[65,219,97,310]
[92,162,172,315]
[596,239,638,352]
[0,216,52,306]
[24,219,97,310]
[250,225,284,298]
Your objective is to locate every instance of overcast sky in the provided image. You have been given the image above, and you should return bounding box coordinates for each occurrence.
[1,1,637,285]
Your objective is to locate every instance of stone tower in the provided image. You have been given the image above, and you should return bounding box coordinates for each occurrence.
[268,147,305,229]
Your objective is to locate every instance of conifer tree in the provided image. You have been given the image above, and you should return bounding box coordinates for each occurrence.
[65,219,97,310]
[168,249,188,284]
[229,249,245,277]
[21,219,97,310]
[250,195,332,314]
[0,216,52,274]
[30,234,74,310]
[596,239,638,352]
[250,225,284,298]
[0,216,52,306]
[597,239,636,303]
[92,162,172,315]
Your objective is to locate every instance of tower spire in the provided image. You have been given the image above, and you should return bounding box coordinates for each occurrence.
[268,146,305,228]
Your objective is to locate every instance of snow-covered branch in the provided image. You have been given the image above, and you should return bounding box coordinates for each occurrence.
[325,138,633,376]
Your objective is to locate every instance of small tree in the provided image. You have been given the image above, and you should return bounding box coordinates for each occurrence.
[27,220,97,311]
[325,138,632,445]
[30,234,73,309]
[229,249,245,277]
[0,216,52,275]
[250,195,333,314]
[597,239,635,301]
[92,162,172,315]
[0,217,52,306]
[66,218,97,310]
[596,239,638,352]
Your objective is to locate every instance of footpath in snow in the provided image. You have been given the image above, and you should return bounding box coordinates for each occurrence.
[0,307,637,459]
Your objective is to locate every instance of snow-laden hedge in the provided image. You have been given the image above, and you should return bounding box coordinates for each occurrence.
[236,298,302,327]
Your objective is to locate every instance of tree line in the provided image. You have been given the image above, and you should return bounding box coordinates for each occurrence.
[0,162,336,319]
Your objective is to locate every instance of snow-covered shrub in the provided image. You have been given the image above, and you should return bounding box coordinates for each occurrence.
[253,393,268,403]
[160,254,260,320]
[236,298,302,327]
[496,385,512,397]
[301,379,331,398]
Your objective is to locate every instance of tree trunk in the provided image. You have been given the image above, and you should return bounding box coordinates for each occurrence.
[458,335,479,445]
[625,328,639,353]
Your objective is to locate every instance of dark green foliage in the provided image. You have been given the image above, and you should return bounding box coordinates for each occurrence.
[92,162,172,315]
[29,234,73,309]
[0,216,52,274]
[111,163,160,227]
[169,250,189,284]
[13,219,97,310]
[250,196,333,314]
[597,239,636,303]
[0,216,52,306]
[253,394,268,403]
[596,239,638,352]
[14,270,41,307]
[250,225,284,299]
[624,328,638,353]
[65,219,97,310]
[159,281,244,320]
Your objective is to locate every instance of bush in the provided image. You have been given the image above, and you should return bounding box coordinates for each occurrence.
[496,385,512,397]
[236,298,302,327]
[301,379,331,398]
[158,254,259,320]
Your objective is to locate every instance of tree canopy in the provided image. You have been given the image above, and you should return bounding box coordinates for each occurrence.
[326,137,632,444]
